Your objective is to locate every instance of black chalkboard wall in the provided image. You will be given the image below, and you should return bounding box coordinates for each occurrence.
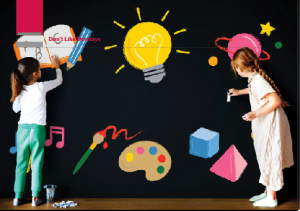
[0,0,297,198]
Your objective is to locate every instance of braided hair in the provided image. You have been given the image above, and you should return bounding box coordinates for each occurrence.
[230,47,289,108]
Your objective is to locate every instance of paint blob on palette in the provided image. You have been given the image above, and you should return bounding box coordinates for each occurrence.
[119,141,172,181]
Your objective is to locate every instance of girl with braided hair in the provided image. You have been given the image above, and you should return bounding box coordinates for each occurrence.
[10,56,62,206]
[228,47,294,208]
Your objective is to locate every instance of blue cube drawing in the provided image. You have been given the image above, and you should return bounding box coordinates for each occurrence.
[189,127,219,158]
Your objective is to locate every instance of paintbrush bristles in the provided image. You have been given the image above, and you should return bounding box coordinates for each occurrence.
[93,133,104,144]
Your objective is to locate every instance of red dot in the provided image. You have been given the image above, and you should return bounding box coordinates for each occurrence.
[103,141,108,149]
[158,154,166,163]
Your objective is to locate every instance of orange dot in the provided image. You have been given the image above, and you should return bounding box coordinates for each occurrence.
[209,56,218,66]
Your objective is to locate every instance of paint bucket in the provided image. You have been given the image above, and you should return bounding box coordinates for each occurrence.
[44,184,57,203]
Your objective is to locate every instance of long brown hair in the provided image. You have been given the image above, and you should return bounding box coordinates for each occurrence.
[230,47,289,108]
[10,57,40,102]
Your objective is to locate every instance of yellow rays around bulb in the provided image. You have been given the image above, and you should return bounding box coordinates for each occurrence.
[115,64,125,74]
[161,10,169,22]
[176,50,190,54]
[104,45,117,50]
[136,7,141,21]
[174,29,186,35]
[114,21,125,29]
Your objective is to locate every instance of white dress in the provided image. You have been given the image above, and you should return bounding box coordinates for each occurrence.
[248,73,294,191]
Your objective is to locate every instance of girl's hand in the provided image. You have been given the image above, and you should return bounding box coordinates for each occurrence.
[51,55,60,69]
[242,111,258,121]
[228,88,240,96]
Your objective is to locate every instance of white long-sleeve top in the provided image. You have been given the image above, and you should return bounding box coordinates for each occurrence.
[13,69,63,126]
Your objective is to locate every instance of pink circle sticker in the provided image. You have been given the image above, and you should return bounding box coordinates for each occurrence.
[136,147,144,155]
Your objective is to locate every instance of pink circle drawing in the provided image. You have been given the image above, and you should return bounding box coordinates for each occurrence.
[136,147,144,154]
[215,33,270,60]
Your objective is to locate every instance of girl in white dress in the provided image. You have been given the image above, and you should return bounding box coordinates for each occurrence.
[228,47,294,207]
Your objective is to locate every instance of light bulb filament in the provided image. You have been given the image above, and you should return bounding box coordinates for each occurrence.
[134,33,163,68]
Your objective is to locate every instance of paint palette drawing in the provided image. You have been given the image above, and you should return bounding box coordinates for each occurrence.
[118,141,172,181]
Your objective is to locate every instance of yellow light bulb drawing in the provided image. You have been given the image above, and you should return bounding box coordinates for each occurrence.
[107,8,189,82]
[124,22,171,83]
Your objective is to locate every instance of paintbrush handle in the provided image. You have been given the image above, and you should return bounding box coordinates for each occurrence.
[73,147,93,175]
[73,134,105,175]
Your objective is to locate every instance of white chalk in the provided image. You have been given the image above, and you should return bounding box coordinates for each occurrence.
[227,94,231,102]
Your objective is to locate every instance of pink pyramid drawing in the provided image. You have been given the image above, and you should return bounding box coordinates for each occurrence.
[210,144,247,182]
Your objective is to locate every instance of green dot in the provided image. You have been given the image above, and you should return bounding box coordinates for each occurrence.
[275,42,282,49]
[157,166,164,174]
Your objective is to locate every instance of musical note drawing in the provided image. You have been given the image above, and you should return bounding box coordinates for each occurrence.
[45,126,65,148]
[9,132,17,154]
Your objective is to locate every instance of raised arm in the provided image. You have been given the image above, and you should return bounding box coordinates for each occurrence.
[41,55,63,92]
[41,68,63,92]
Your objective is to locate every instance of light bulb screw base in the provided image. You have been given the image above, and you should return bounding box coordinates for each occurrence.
[143,64,166,83]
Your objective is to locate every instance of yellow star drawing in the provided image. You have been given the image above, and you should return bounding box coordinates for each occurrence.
[260,22,275,36]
